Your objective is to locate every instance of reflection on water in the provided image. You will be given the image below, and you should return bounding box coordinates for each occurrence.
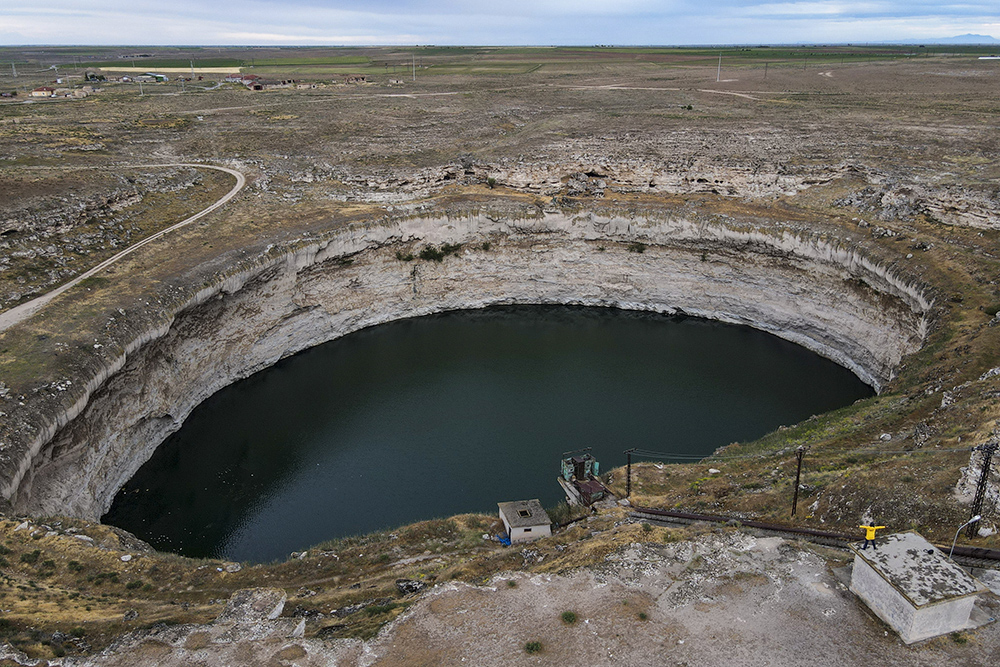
[104,306,873,562]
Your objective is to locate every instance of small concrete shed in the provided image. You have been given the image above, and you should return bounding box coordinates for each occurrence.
[849,531,986,644]
[498,499,551,544]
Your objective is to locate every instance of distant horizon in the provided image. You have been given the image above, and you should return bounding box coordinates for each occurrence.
[1,36,997,49]
[2,1,998,48]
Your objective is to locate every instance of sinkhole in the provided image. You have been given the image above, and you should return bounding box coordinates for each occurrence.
[103,305,873,562]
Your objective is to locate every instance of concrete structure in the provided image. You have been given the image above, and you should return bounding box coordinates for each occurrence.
[849,531,985,643]
[498,499,551,544]
[30,87,54,97]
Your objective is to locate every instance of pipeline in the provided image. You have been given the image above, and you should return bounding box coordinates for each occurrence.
[629,505,1000,568]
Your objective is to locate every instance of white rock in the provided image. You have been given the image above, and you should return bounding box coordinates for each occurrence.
[879,433,892,441]
[8,212,931,520]
[120,554,132,562]
[708,468,721,474]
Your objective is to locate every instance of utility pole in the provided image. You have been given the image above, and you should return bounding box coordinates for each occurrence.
[716,52,721,82]
[412,55,415,82]
[790,446,806,517]
[764,62,768,80]
[190,60,194,78]
[625,448,636,498]
[967,439,998,538]
[138,80,144,96]
[10,63,16,78]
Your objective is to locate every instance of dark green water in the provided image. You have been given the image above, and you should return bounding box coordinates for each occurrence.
[103,306,872,562]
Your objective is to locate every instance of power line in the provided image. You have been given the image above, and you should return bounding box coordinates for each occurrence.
[627,445,974,462]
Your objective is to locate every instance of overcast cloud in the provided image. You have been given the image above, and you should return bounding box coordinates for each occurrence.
[0,0,997,45]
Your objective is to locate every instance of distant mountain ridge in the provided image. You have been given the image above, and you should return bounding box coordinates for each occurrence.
[917,34,998,44]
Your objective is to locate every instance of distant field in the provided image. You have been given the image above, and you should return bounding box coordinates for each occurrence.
[97,67,241,74]
[0,44,988,81]
[81,58,244,69]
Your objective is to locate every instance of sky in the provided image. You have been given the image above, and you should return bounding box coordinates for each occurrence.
[0,0,997,46]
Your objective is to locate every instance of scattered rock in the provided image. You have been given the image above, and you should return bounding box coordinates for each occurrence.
[395,579,427,596]
[216,588,287,624]
[291,605,323,619]
[331,597,392,618]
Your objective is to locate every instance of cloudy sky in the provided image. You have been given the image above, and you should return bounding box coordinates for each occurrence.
[1,0,997,46]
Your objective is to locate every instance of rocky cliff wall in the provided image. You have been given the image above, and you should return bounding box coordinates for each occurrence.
[7,211,932,519]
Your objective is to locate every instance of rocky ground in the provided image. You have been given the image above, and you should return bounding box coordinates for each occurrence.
[1,529,993,667]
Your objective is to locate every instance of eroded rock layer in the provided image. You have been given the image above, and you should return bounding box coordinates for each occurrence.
[8,211,931,519]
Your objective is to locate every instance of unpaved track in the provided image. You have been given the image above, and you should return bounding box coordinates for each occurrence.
[0,163,245,334]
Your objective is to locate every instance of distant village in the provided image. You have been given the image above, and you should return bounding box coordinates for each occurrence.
[3,69,385,100]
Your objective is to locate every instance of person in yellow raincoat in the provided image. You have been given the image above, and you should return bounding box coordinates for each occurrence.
[858,524,885,550]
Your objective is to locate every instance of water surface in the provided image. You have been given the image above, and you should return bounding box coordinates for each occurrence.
[104,306,872,562]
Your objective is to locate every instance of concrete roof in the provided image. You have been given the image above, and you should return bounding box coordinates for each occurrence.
[849,531,984,607]
[498,499,550,528]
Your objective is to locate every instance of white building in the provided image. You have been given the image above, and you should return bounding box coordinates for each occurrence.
[498,499,551,544]
[849,531,986,644]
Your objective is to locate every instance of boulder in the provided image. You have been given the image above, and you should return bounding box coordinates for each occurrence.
[216,588,287,624]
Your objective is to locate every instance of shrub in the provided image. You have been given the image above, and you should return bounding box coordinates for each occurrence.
[90,572,119,585]
[125,580,143,590]
[486,177,497,189]
[19,550,40,565]
[561,611,577,625]
[70,627,85,638]
[524,641,542,654]
[395,250,414,261]
[506,580,517,588]
[67,561,83,573]
[365,603,398,617]
[627,242,647,254]
[638,612,648,621]
[418,246,445,262]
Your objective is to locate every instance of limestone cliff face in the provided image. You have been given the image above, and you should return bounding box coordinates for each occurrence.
[6,211,932,519]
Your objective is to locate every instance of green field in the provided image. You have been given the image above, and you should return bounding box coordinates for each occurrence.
[0,43,990,77]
